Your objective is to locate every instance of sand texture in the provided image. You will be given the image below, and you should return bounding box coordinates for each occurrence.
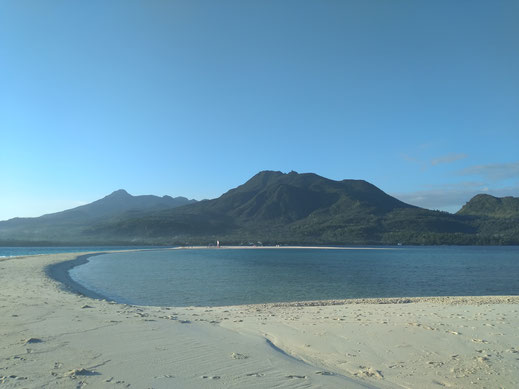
[1,252,518,388]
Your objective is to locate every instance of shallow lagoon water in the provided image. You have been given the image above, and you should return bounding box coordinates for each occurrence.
[69,246,519,307]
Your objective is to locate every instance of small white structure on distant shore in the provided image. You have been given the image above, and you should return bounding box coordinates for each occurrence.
[216,240,220,248]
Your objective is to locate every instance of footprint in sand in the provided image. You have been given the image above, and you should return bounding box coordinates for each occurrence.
[432,379,452,387]
[445,331,461,335]
[388,362,405,369]
[355,366,384,379]
[231,352,248,360]
[0,375,27,383]
[246,372,264,377]
[286,375,307,379]
[65,368,98,377]
[23,337,43,344]
[159,315,177,320]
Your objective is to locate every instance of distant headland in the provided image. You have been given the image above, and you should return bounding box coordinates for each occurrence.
[1,171,518,246]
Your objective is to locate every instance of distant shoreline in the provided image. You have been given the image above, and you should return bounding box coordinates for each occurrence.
[172,245,396,250]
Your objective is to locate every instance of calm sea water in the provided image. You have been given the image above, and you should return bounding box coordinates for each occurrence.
[0,246,160,258]
[68,246,519,307]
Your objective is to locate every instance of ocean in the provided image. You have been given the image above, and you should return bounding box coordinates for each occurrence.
[0,246,160,258]
[65,246,519,307]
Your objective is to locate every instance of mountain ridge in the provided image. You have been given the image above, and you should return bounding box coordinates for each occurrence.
[457,194,519,218]
[1,171,518,245]
[0,190,197,242]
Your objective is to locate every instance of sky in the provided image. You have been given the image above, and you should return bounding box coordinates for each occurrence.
[1,0,518,221]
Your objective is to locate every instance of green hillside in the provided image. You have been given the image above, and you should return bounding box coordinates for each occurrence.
[1,171,518,246]
[457,194,519,218]
[81,171,518,245]
[0,190,196,243]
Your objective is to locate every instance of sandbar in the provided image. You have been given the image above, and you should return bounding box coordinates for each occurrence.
[173,245,394,250]
[0,251,518,388]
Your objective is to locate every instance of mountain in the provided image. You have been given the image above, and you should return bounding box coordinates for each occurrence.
[164,170,415,225]
[455,194,519,245]
[457,194,519,218]
[83,171,418,242]
[80,171,507,245]
[204,170,415,221]
[0,190,196,243]
[1,172,518,246]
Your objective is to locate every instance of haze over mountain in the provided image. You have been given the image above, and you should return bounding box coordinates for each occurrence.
[1,171,518,245]
[0,191,196,243]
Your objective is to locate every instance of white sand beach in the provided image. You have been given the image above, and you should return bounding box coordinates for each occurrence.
[1,252,518,388]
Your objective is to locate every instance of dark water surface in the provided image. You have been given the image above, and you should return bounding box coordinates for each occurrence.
[0,246,159,258]
[68,246,519,307]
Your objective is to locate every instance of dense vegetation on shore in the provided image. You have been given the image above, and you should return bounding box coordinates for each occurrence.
[1,171,518,246]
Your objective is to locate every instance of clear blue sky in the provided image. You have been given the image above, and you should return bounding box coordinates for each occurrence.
[1,0,518,221]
